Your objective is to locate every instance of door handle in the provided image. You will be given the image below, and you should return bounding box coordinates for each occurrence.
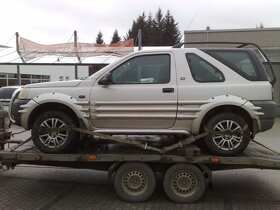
[162,88,174,93]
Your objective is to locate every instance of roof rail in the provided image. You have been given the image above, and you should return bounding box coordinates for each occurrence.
[173,41,261,49]
[173,42,276,86]
[0,45,11,48]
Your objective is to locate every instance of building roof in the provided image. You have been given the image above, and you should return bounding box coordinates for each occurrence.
[184,27,280,62]
[184,27,280,34]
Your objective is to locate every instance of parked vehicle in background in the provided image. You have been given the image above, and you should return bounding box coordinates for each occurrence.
[10,42,277,156]
[0,102,11,142]
[0,86,21,112]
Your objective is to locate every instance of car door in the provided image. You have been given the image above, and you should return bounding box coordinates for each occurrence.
[90,53,178,129]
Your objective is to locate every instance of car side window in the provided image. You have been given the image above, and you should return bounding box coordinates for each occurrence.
[111,54,170,84]
[185,53,225,82]
[205,50,259,81]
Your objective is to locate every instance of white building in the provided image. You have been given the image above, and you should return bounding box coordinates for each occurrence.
[0,48,116,86]
[0,36,133,86]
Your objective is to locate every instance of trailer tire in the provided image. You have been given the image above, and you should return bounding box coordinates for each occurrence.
[163,164,205,203]
[204,112,250,156]
[114,162,156,202]
[31,111,78,153]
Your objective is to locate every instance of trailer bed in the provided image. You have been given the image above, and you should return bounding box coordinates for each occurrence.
[1,135,280,203]
[1,136,280,171]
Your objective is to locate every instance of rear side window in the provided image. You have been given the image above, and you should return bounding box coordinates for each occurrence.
[185,53,224,82]
[205,50,259,80]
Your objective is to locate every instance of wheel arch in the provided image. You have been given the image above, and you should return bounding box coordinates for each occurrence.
[198,105,253,134]
[27,102,80,129]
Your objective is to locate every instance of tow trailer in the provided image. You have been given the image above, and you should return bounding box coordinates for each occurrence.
[0,127,280,203]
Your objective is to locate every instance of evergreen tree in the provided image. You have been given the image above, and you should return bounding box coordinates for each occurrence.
[125,13,146,45]
[256,22,264,28]
[153,8,165,45]
[125,9,181,46]
[145,12,155,46]
[125,21,136,40]
[162,10,182,45]
[111,29,121,43]
[95,31,105,44]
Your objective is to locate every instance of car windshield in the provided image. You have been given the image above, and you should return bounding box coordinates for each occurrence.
[0,88,18,99]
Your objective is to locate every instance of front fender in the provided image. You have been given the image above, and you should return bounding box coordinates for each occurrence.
[191,95,260,134]
[20,92,90,129]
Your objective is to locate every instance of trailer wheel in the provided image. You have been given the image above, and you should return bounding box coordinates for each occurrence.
[114,162,156,202]
[163,164,206,203]
[32,111,78,153]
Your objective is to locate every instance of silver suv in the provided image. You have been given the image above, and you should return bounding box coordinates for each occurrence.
[11,43,277,155]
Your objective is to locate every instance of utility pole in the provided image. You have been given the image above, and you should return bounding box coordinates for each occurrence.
[74,30,81,63]
[15,32,25,63]
[15,32,23,85]
[138,29,142,51]
[74,30,81,79]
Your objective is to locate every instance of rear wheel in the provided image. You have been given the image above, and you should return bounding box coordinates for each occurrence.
[31,111,78,153]
[114,162,156,202]
[163,164,206,203]
[204,112,251,156]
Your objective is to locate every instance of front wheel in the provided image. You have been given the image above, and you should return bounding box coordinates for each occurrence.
[204,112,251,156]
[31,111,78,153]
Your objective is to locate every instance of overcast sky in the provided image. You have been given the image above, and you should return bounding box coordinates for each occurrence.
[1,0,280,46]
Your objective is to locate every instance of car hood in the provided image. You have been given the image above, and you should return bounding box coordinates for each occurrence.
[25,80,82,88]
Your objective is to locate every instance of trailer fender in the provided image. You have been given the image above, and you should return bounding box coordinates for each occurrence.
[108,162,122,179]
[197,164,213,190]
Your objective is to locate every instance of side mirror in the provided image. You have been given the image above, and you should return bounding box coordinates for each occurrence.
[98,72,113,85]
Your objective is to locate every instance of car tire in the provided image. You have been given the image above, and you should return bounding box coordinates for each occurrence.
[204,112,251,156]
[31,110,78,153]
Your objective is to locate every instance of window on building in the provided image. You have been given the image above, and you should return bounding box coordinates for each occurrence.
[31,75,41,83]
[21,74,31,85]
[7,73,17,86]
[0,73,50,87]
[0,73,7,87]
[42,75,50,82]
